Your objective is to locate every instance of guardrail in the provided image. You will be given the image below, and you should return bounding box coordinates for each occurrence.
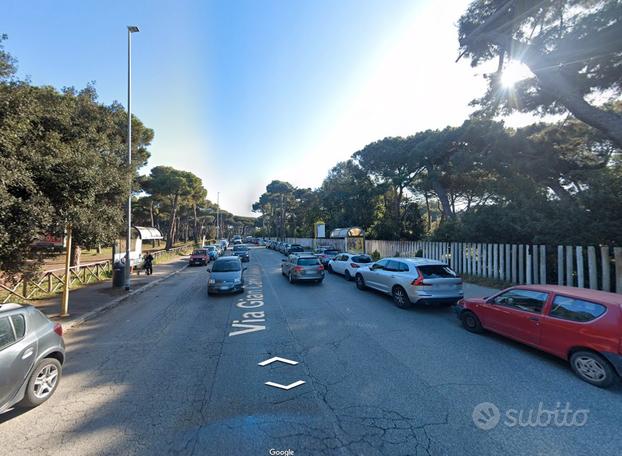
[1,260,112,303]
[1,245,193,303]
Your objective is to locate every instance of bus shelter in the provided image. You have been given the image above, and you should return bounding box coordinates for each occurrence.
[330,227,365,253]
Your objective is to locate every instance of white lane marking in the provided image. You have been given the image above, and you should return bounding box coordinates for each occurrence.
[258,356,299,367]
[264,380,306,390]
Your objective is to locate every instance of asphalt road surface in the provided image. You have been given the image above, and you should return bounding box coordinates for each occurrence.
[1,247,621,455]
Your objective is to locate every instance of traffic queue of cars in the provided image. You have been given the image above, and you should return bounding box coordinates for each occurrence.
[265,241,622,388]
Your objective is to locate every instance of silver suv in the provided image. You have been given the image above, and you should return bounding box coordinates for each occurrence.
[354,258,463,308]
[281,253,325,284]
[0,303,66,413]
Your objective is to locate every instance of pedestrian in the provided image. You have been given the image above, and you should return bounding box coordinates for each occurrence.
[144,252,154,275]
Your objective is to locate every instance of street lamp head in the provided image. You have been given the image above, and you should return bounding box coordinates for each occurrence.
[127,26,140,33]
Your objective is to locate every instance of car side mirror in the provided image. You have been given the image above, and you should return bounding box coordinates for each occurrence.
[243,267,248,271]
[206,268,211,272]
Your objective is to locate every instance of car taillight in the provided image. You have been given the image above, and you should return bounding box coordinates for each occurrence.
[294,266,303,272]
[318,265,324,270]
[350,263,360,268]
[411,268,429,286]
[53,323,63,337]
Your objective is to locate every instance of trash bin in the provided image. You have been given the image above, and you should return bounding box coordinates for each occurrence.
[112,265,125,288]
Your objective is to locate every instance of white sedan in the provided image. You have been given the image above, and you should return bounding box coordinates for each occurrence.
[328,253,373,281]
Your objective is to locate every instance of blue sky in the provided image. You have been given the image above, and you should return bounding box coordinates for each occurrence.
[3,0,529,216]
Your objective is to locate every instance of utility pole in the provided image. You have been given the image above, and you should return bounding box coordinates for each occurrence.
[216,192,220,239]
[125,25,139,291]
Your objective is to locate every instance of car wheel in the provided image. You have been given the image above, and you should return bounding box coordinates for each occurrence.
[355,274,366,290]
[392,286,411,309]
[344,270,352,281]
[288,272,295,284]
[570,350,616,388]
[19,357,62,408]
[460,310,483,333]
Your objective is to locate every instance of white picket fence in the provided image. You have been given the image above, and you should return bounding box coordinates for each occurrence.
[273,237,622,294]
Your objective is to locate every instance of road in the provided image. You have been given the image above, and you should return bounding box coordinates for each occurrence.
[1,247,621,455]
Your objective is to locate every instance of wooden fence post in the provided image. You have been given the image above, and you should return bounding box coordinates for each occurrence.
[565,246,574,287]
[601,246,611,292]
[557,246,564,285]
[526,246,532,285]
[511,244,518,283]
[587,246,598,290]
[505,244,511,282]
[499,244,504,281]
[576,246,585,288]
[493,244,499,280]
[539,245,547,285]
[532,245,539,284]
[518,245,525,284]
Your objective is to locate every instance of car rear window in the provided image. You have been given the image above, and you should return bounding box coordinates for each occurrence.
[298,258,320,266]
[325,250,340,255]
[549,296,607,322]
[352,255,372,263]
[418,265,456,278]
[212,260,241,272]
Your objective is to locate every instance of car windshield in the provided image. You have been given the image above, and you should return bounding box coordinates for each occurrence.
[206,246,216,251]
[417,265,457,278]
[325,250,340,255]
[211,260,241,272]
[233,245,248,251]
[192,250,207,255]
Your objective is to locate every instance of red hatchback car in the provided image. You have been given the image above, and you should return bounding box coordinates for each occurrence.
[456,285,622,388]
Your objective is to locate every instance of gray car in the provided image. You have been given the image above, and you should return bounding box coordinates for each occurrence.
[0,303,66,413]
[281,253,325,284]
[207,256,246,294]
[354,257,463,308]
[232,244,250,262]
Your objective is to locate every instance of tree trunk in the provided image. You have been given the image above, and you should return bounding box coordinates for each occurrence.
[70,243,81,267]
[149,200,155,227]
[424,192,432,232]
[193,204,198,244]
[486,32,622,148]
[166,193,179,249]
[430,177,455,220]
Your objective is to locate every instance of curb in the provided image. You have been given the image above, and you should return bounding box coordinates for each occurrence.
[62,264,189,332]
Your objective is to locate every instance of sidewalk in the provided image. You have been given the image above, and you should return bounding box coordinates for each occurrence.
[33,256,190,331]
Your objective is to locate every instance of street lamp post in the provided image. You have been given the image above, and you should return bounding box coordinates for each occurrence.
[125,25,139,291]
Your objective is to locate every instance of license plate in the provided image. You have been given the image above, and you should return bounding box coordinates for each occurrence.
[435,284,454,290]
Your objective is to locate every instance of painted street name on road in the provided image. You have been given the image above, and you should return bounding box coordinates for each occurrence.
[229,271,267,336]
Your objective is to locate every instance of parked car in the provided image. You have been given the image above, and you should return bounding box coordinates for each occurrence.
[232,244,250,262]
[204,245,219,261]
[0,303,65,413]
[315,248,341,266]
[281,253,325,284]
[455,285,622,388]
[207,256,246,294]
[354,258,463,309]
[328,253,373,281]
[285,244,304,255]
[279,243,291,254]
[189,248,210,266]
